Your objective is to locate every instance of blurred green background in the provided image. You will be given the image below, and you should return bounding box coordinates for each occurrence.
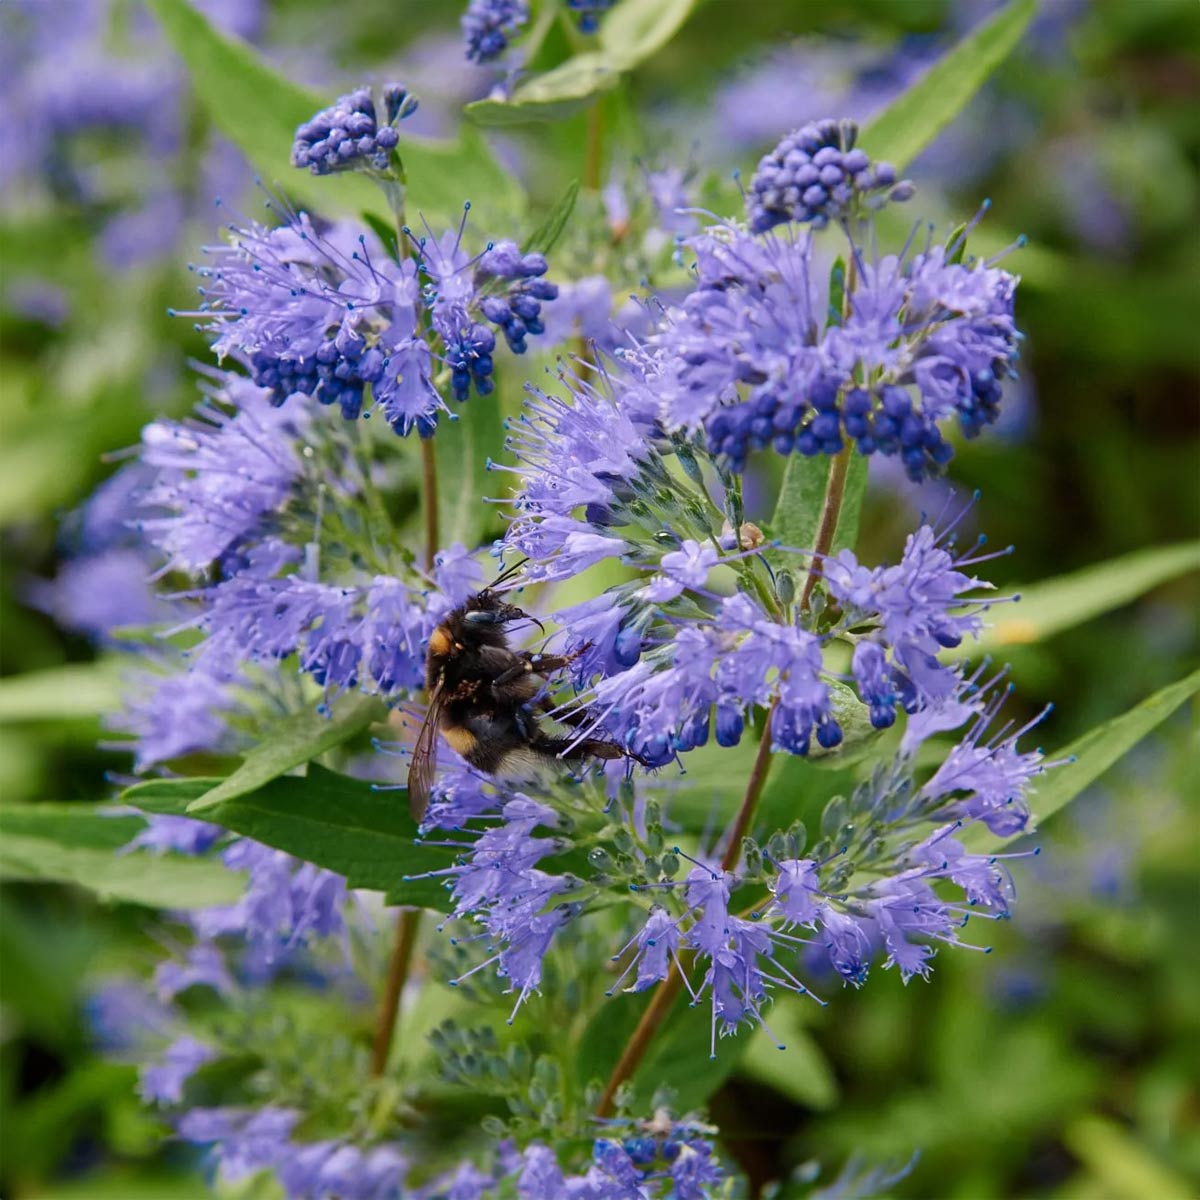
[1,1,1197,1197]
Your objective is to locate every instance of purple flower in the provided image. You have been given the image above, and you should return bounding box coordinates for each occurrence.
[178,1106,299,1184]
[823,509,1005,724]
[192,840,348,963]
[191,211,440,432]
[462,0,529,64]
[138,375,307,573]
[291,84,417,177]
[86,982,173,1052]
[154,942,235,1001]
[747,117,913,232]
[26,548,167,640]
[125,814,222,857]
[112,661,241,772]
[609,905,683,994]
[138,1035,216,1104]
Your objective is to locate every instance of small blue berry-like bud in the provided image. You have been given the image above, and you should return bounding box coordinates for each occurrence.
[747,118,915,232]
[290,82,417,177]
[462,0,530,63]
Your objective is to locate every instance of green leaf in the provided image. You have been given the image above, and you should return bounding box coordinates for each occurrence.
[466,54,621,126]
[861,0,1037,171]
[738,1003,839,1110]
[599,0,698,69]
[146,0,524,229]
[434,396,506,550]
[1063,1114,1195,1200]
[0,804,244,909]
[186,693,386,813]
[124,766,456,910]
[769,453,869,559]
[525,179,581,257]
[955,540,1200,656]
[967,668,1200,850]
[467,0,697,125]
[0,663,123,723]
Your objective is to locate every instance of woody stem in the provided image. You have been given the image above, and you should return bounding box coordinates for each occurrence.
[594,445,856,1113]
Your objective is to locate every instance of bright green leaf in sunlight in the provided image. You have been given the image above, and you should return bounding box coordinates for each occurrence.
[186,693,386,812]
[146,0,524,229]
[0,663,124,723]
[955,540,1200,656]
[966,668,1200,850]
[124,766,455,911]
[862,0,1037,170]
[434,397,506,551]
[0,804,243,908]
[770,453,869,564]
[467,0,697,125]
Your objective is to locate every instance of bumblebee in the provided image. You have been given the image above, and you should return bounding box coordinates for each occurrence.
[408,585,630,820]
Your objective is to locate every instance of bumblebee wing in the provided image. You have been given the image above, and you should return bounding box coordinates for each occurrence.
[408,681,444,823]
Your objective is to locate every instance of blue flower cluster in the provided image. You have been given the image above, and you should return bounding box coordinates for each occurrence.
[106,368,485,772]
[625,207,1021,479]
[291,84,417,176]
[414,671,1047,1052]
[462,0,530,64]
[189,205,557,434]
[501,373,1006,763]
[169,1104,721,1198]
[748,117,913,231]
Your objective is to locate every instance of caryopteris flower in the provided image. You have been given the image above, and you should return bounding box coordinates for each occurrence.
[625,194,1022,480]
[462,0,530,64]
[748,117,913,232]
[186,201,557,433]
[290,84,417,177]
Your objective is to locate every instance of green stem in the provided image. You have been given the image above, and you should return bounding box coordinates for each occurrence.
[420,437,439,573]
[370,908,422,1077]
[798,447,853,610]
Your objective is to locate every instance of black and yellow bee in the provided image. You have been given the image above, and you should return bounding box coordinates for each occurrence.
[408,583,632,820]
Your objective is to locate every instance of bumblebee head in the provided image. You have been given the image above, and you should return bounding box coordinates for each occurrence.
[462,591,541,632]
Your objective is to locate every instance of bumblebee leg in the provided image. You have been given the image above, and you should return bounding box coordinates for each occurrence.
[533,732,629,763]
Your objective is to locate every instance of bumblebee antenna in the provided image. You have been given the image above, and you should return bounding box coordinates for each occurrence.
[488,556,530,592]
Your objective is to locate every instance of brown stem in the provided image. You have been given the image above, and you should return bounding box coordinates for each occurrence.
[595,443,858,1115]
[798,446,852,611]
[370,908,422,1077]
[595,959,687,1118]
[720,697,780,873]
[420,436,439,572]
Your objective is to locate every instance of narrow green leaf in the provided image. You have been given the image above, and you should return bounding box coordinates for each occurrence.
[967,668,1200,850]
[770,453,869,558]
[125,766,456,910]
[862,0,1037,171]
[956,540,1200,657]
[599,0,698,69]
[0,663,123,723]
[525,179,581,257]
[434,397,506,551]
[146,0,524,228]
[739,1007,839,1110]
[467,54,620,126]
[467,0,697,126]
[0,804,243,909]
[186,693,386,813]
[361,211,400,260]
[1064,1115,1195,1200]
